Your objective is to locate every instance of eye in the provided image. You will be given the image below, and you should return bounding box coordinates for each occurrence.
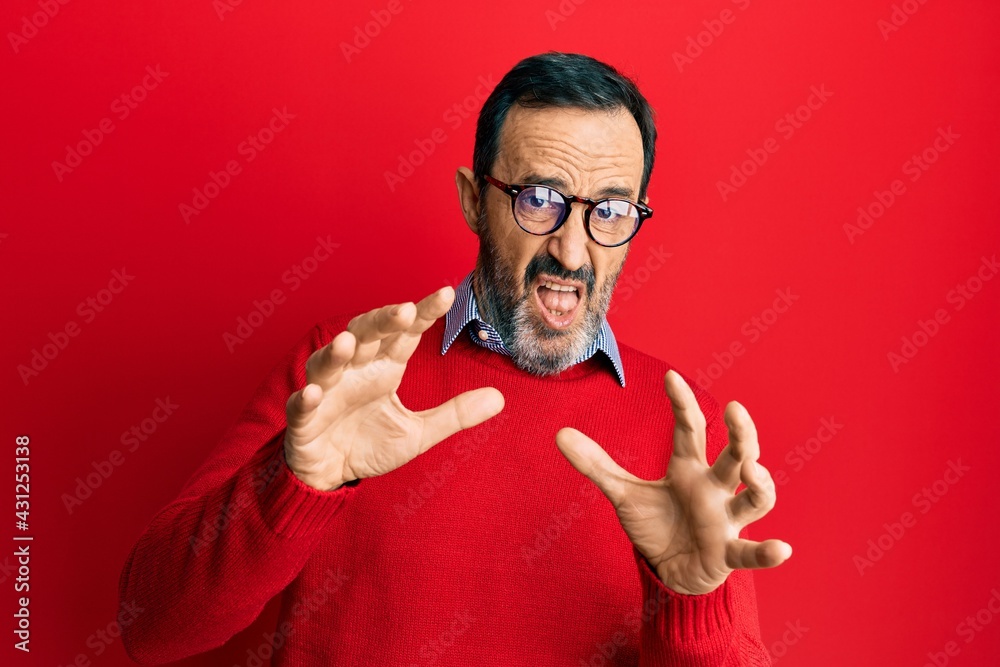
[591,201,638,233]
[593,202,625,223]
[521,187,559,210]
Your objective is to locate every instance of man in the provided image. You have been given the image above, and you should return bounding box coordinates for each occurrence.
[120,52,790,665]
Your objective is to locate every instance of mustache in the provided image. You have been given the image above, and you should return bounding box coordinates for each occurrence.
[522,254,595,298]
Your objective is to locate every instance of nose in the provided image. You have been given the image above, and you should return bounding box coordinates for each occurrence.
[546,202,591,272]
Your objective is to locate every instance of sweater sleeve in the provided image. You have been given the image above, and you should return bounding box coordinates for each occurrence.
[634,384,771,666]
[633,545,770,666]
[118,322,356,665]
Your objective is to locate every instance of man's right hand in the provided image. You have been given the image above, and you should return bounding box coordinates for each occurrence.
[283,285,504,491]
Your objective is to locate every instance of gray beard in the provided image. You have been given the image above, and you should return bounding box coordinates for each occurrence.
[473,210,626,376]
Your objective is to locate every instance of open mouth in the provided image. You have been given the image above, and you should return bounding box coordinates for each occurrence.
[533,275,584,329]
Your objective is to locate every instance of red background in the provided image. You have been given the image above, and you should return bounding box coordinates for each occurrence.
[4,0,999,665]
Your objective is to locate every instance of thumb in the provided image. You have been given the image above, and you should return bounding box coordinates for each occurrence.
[556,427,636,508]
[416,387,505,452]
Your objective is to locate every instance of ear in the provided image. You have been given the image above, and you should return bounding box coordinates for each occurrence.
[455,166,482,235]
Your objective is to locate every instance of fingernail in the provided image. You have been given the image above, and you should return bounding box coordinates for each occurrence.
[390,305,400,316]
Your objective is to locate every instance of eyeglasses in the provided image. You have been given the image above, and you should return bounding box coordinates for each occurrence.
[481,174,653,248]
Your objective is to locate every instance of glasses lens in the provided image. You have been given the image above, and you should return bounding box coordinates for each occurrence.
[514,186,566,234]
[590,200,640,246]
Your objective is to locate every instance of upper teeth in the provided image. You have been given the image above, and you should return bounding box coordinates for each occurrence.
[543,281,576,293]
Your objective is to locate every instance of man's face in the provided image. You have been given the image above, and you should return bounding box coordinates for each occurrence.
[471,105,645,376]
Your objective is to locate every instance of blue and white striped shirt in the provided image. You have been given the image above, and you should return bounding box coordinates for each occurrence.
[441,271,626,387]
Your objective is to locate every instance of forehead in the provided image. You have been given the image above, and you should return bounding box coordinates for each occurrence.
[494,105,644,197]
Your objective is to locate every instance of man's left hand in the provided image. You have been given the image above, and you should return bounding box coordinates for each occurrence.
[556,369,792,595]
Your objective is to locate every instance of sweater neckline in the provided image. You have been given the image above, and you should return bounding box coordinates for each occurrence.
[439,320,614,383]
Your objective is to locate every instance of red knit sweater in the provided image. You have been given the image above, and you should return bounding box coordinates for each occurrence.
[119,312,770,666]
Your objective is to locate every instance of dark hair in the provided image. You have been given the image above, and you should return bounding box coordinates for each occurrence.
[473,52,657,201]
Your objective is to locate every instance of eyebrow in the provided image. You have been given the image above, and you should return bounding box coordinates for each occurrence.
[518,173,635,200]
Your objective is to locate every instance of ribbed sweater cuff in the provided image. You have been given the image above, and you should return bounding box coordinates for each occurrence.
[254,436,355,539]
[633,546,735,661]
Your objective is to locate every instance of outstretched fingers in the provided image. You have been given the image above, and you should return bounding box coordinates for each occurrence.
[304,329,357,391]
[415,387,505,453]
[725,538,793,570]
[286,382,324,433]
[377,286,456,364]
[728,458,777,528]
[347,301,418,367]
[710,401,760,490]
[555,427,640,509]
[664,370,708,465]
[410,285,456,333]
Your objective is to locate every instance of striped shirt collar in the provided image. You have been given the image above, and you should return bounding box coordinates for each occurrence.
[441,271,626,387]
